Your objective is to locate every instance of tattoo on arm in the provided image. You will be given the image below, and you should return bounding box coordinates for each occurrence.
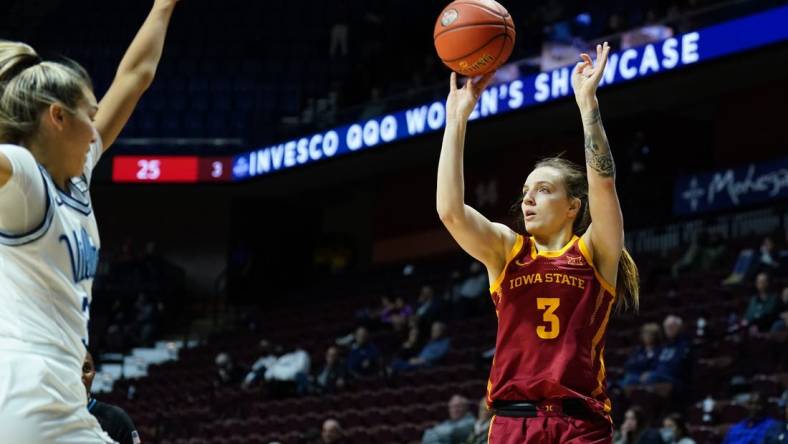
[582,107,615,177]
[582,108,602,127]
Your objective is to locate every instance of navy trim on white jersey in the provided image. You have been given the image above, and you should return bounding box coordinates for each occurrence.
[0,167,55,246]
[41,167,92,215]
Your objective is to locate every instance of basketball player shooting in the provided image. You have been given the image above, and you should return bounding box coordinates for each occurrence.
[436,42,640,443]
[0,1,179,442]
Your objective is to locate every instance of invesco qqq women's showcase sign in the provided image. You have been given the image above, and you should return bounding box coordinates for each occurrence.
[231,6,788,181]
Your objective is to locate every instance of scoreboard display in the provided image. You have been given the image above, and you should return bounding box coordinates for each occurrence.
[112,156,233,183]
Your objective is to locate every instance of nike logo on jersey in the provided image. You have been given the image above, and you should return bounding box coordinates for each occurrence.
[59,227,99,283]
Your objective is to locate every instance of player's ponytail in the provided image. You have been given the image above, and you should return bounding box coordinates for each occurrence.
[534,156,640,313]
[0,40,93,145]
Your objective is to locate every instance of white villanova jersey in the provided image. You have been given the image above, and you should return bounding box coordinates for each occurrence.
[0,139,102,363]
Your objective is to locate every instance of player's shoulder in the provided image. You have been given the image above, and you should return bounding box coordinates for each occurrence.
[0,145,43,190]
[95,401,136,428]
[0,144,37,166]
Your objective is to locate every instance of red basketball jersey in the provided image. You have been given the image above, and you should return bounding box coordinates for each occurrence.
[487,234,616,415]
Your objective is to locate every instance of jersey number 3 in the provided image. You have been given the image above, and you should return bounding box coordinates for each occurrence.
[536,298,560,339]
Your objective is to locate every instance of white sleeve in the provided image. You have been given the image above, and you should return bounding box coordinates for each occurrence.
[0,145,47,236]
[83,128,103,183]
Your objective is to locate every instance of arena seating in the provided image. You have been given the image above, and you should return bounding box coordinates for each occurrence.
[93,239,787,444]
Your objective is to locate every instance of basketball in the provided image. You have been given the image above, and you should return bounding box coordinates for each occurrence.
[433,0,516,76]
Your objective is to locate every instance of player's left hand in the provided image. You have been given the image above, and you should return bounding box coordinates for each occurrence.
[572,42,610,107]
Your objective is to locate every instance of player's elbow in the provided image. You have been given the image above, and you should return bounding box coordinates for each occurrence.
[437,207,459,226]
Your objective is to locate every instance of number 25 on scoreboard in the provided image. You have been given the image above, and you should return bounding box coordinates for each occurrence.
[536,297,560,339]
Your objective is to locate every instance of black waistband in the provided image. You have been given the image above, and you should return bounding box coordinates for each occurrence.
[491,399,593,419]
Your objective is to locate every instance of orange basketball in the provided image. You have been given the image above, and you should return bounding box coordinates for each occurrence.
[433,0,516,76]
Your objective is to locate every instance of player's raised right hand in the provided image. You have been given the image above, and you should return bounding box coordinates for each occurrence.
[445,71,495,123]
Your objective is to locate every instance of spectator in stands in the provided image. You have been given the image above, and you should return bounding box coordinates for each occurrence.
[422,395,475,444]
[722,392,780,444]
[328,1,349,57]
[382,296,414,332]
[264,347,311,399]
[620,322,662,387]
[390,321,451,373]
[346,326,381,378]
[319,418,346,444]
[299,346,347,395]
[264,346,310,383]
[660,413,696,444]
[393,322,422,362]
[778,228,788,268]
[214,352,244,388]
[132,292,157,345]
[82,351,140,444]
[462,397,493,444]
[770,286,788,333]
[453,262,489,316]
[641,315,691,388]
[415,285,443,329]
[671,231,726,277]
[742,272,780,334]
[613,406,663,444]
[242,339,280,390]
[725,237,780,285]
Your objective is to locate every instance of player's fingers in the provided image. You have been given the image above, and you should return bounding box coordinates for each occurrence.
[450,72,457,92]
[591,42,610,82]
[580,53,592,65]
[596,43,602,63]
[465,76,473,91]
[573,61,586,74]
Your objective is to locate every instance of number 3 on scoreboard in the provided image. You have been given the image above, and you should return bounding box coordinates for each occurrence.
[536,298,560,339]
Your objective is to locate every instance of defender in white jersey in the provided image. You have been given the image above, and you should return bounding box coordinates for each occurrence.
[0,1,180,442]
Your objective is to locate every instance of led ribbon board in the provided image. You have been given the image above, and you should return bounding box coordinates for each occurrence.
[200,6,788,181]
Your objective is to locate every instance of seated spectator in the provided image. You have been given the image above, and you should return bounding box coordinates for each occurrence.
[620,323,662,387]
[264,347,310,383]
[298,346,347,395]
[241,339,280,389]
[422,395,475,444]
[390,321,451,373]
[763,395,787,444]
[393,323,422,361]
[778,228,788,267]
[264,346,311,399]
[758,236,781,271]
[742,272,780,334]
[672,231,726,277]
[770,286,788,333]
[640,315,690,388]
[319,418,346,444]
[725,236,780,285]
[463,397,493,444]
[346,326,381,378]
[453,262,489,317]
[214,353,244,388]
[415,285,443,329]
[660,413,696,444]
[382,296,413,332]
[722,392,779,444]
[614,406,663,444]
